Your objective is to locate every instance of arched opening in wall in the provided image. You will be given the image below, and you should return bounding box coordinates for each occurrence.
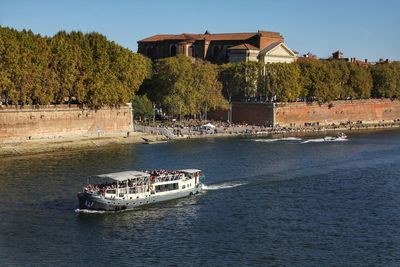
[188,45,194,57]
[170,45,177,57]
[213,46,219,58]
[146,47,154,58]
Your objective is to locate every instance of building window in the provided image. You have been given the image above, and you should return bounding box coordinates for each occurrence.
[170,45,177,57]
[188,45,194,57]
[213,46,220,57]
[146,47,153,57]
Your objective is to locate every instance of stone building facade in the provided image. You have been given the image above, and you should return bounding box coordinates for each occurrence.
[137,30,296,64]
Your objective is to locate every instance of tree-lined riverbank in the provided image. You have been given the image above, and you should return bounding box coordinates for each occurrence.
[2,27,400,120]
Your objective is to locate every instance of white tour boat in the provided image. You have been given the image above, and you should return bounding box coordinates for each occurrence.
[77,169,204,211]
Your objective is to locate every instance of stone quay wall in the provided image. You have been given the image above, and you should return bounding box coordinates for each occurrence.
[208,102,274,126]
[0,105,133,140]
[208,99,400,127]
[275,99,400,127]
[232,102,274,126]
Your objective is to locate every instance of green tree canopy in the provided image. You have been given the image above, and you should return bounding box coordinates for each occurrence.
[371,63,399,98]
[0,26,151,108]
[132,94,153,120]
[263,63,302,102]
[148,55,227,117]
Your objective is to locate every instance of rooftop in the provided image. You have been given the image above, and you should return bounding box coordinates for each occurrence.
[228,43,260,50]
[138,30,282,43]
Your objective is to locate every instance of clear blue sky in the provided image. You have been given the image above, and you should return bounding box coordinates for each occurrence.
[1,0,399,61]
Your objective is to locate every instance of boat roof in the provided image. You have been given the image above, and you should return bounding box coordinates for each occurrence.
[95,171,150,181]
[179,169,201,174]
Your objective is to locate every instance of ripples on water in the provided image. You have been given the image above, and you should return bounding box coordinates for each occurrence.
[1,130,400,266]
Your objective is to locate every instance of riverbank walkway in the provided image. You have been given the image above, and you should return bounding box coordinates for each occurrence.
[133,120,400,139]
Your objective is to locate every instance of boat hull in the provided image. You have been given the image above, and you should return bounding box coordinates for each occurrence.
[78,184,203,211]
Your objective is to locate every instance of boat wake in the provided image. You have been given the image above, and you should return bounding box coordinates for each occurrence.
[253,137,302,142]
[203,182,247,191]
[301,138,348,144]
[254,136,349,144]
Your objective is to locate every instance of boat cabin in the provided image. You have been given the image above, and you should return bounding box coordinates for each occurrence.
[83,169,202,200]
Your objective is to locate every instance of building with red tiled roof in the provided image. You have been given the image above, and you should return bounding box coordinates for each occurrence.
[137,30,294,64]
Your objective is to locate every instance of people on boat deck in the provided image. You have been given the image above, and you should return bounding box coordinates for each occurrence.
[145,169,180,176]
[84,170,186,194]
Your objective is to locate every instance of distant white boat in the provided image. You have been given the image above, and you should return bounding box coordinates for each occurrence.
[324,132,348,141]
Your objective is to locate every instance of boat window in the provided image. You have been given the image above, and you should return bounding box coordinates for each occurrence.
[129,188,136,194]
[155,183,179,192]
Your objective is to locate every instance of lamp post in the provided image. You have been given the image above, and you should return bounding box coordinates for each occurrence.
[205,103,208,121]
[153,103,156,125]
[228,96,232,134]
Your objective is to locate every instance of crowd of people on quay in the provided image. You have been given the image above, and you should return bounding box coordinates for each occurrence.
[135,120,270,137]
[135,118,400,138]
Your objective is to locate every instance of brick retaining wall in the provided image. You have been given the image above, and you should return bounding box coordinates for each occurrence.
[208,99,400,127]
[208,102,274,126]
[232,102,274,126]
[275,99,400,127]
[0,105,133,140]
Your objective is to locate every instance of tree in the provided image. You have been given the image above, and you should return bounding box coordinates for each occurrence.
[149,56,227,118]
[151,56,193,116]
[51,31,80,104]
[219,63,243,99]
[371,63,397,98]
[297,60,342,102]
[242,61,259,98]
[393,62,400,97]
[0,31,11,102]
[328,60,352,99]
[218,61,261,99]
[132,94,153,120]
[0,27,20,104]
[264,63,301,102]
[0,27,151,107]
[347,64,372,99]
[193,60,228,116]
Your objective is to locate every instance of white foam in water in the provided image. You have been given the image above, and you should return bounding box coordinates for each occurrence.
[301,138,349,144]
[301,138,325,143]
[253,137,302,142]
[75,208,107,214]
[280,137,303,141]
[203,182,247,191]
[253,139,279,142]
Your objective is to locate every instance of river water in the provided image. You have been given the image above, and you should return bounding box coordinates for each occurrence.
[1,130,400,266]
